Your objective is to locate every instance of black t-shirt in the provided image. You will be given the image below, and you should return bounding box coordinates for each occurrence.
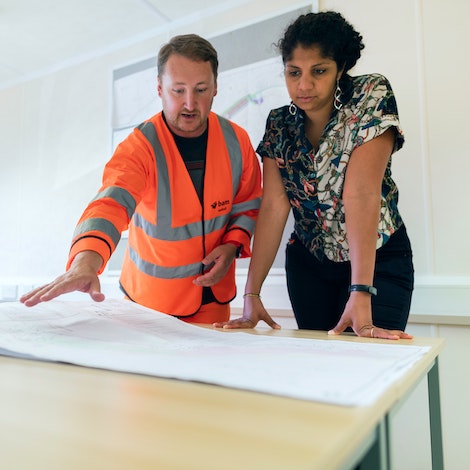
[163,114,208,204]
[163,114,215,305]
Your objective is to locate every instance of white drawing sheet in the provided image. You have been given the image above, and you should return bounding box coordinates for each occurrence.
[0,299,429,407]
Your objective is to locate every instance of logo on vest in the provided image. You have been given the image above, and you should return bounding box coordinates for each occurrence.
[211,199,230,212]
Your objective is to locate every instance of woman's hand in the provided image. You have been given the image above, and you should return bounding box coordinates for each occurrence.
[213,296,281,330]
[328,292,413,340]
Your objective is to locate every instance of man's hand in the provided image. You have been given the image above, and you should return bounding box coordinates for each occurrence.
[20,251,105,307]
[193,243,238,287]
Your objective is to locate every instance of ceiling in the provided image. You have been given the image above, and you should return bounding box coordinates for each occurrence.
[0,0,237,90]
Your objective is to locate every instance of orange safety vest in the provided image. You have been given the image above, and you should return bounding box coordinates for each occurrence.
[68,112,262,316]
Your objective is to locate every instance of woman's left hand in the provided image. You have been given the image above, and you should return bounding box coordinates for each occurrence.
[327,293,413,340]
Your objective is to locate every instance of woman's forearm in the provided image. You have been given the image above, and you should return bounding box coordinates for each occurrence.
[343,129,395,287]
[245,198,290,294]
[343,193,381,285]
[245,157,291,295]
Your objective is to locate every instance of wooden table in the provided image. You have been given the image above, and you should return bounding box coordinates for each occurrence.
[0,329,444,470]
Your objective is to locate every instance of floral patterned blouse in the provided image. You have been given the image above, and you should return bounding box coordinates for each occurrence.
[256,73,405,262]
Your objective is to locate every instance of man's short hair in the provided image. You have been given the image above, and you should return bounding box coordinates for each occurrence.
[157,34,218,79]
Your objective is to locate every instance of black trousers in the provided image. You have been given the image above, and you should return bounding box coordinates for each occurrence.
[285,225,414,331]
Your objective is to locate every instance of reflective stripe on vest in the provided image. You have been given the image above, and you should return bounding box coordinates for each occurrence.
[73,186,136,244]
[92,186,136,219]
[73,217,121,248]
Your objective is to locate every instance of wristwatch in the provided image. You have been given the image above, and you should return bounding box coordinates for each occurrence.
[349,284,377,296]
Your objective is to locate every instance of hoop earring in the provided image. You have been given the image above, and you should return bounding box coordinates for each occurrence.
[289,101,297,115]
[334,80,343,111]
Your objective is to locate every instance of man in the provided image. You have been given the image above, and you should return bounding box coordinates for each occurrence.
[20,34,262,324]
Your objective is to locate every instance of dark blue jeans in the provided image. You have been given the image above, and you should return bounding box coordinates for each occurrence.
[285,225,414,331]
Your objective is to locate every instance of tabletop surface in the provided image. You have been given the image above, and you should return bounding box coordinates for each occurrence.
[0,328,444,470]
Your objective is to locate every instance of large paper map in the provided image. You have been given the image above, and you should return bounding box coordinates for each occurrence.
[0,299,429,407]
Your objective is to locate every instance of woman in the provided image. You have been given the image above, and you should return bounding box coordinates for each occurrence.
[214,11,414,339]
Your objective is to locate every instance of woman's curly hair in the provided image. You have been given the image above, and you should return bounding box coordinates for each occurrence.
[278,11,364,75]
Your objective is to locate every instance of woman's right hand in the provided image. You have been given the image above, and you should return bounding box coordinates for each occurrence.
[213,296,281,330]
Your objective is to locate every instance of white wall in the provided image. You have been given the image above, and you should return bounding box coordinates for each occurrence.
[0,1,469,469]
